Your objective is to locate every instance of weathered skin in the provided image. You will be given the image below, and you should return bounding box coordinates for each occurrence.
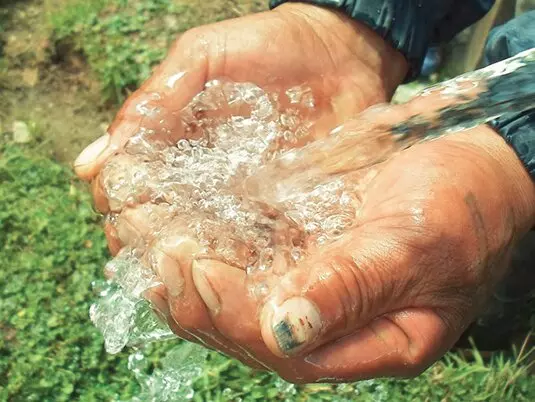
[74,4,535,384]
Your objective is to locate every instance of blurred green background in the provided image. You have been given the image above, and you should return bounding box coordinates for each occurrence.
[1,0,534,401]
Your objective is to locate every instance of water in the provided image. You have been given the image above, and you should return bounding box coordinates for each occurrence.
[245,48,535,208]
[89,48,535,397]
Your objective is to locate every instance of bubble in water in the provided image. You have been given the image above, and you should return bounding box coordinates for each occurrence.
[88,49,535,399]
[90,249,168,354]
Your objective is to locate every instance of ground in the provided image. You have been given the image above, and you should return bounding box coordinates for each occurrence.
[0,0,534,401]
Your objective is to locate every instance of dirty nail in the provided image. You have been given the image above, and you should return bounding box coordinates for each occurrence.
[271,297,322,355]
[192,260,221,315]
[75,134,110,167]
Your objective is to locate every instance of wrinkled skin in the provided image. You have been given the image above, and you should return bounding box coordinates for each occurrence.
[74,4,535,384]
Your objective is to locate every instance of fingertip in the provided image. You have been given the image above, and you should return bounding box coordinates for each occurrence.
[193,259,267,344]
[150,246,185,298]
[260,297,322,358]
[260,303,281,356]
[74,134,112,180]
[192,260,222,316]
[104,220,122,256]
[91,175,109,213]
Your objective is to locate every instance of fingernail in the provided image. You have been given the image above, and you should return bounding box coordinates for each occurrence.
[151,248,185,297]
[161,235,200,255]
[192,260,221,315]
[271,297,322,355]
[75,134,110,167]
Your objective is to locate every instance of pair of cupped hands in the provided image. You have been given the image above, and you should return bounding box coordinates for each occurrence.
[74,4,535,383]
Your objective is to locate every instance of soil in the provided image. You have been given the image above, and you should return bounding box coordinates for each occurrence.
[0,0,115,163]
[0,0,267,162]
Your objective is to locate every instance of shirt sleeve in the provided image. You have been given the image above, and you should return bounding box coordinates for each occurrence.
[485,11,535,180]
[269,0,495,81]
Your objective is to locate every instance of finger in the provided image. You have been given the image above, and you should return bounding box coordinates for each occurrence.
[142,285,198,344]
[114,203,174,250]
[74,36,210,181]
[91,174,109,214]
[259,227,418,358]
[191,258,329,379]
[147,233,263,368]
[192,259,266,348]
[300,308,454,382]
[99,154,154,212]
[74,134,113,180]
[104,219,122,257]
[191,259,272,368]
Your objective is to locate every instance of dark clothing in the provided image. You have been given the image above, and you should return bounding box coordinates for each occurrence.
[271,1,535,349]
[270,0,495,80]
[459,11,535,350]
[486,11,535,180]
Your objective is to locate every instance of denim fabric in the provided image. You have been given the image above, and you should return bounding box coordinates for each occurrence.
[269,0,494,80]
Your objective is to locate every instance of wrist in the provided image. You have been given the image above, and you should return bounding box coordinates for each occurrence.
[273,2,408,98]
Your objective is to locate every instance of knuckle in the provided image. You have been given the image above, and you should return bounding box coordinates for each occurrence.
[315,253,370,330]
[173,26,211,58]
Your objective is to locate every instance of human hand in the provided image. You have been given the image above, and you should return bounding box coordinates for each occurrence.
[73,2,409,375]
[74,2,407,180]
[134,121,533,383]
[74,3,535,383]
[253,123,535,381]
[77,87,535,382]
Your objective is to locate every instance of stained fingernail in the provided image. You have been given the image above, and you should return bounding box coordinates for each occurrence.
[150,248,185,298]
[75,134,110,167]
[271,297,322,355]
[192,260,221,315]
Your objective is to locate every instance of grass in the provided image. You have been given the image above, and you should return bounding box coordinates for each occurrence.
[1,0,535,400]
[46,0,266,103]
[1,134,535,401]
[47,0,197,103]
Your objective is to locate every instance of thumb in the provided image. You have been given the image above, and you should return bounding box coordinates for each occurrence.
[74,36,209,181]
[259,226,427,358]
[300,308,454,382]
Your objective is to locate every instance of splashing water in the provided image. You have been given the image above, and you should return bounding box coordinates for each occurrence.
[128,342,209,402]
[245,48,535,207]
[89,48,535,398]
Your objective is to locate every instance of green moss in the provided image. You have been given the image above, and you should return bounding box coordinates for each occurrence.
[0,139,137,400]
